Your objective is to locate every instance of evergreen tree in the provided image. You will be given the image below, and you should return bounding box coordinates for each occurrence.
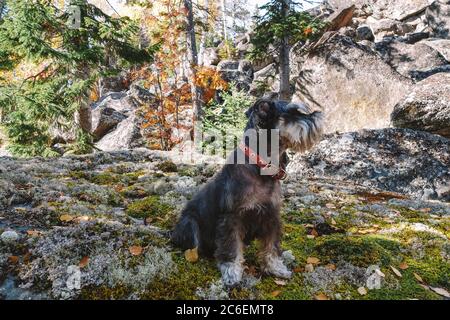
[0,0,156,157]
[249,0,325,100]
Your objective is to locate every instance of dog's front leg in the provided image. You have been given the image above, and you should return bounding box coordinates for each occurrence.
[215,218,245,287]
[259,217,292,279]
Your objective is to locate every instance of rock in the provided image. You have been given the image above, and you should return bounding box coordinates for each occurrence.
[1,230,19,243]
[375,39,449,81]
[127,84,158,106]
[420,38,450,61]
[426,1,450,38]
[95,114,146,151]
[364,17,415,41]
[391,73,450,138]
[326,4,356,31]
[292,33,413,134]
[249,63,279,97]
[91,107,127,140]
[101,73,129,94]
[288,128,450,201]
[355,25,375,41]
[202,47,220,66]
[92,92,138,114]
[217,59,254,92]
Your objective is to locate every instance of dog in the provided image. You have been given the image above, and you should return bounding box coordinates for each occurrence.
[172,99,324,286]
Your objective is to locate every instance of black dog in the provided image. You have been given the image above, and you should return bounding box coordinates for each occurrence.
[172,99,323,286]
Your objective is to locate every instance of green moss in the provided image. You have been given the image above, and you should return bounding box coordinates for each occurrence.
[156,161,178,173]
[126,196,175,228]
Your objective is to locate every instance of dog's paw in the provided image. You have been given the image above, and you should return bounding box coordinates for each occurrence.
[263,255,292,279]
[219,262,243,287]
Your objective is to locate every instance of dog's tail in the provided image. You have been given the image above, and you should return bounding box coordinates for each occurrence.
[280,103,324,152]
[171,213,200,250]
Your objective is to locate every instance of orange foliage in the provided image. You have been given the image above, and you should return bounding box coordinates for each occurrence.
[194,67,228,103]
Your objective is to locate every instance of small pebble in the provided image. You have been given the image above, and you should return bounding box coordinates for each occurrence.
[1,230,19,243]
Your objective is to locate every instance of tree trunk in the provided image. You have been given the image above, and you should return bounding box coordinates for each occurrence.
[221,0,228,43]
[279,0,291,101]
[184,0,203,121]
[198,0,209,66]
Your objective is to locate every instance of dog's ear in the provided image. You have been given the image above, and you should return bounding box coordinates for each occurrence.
[245,99,275,119]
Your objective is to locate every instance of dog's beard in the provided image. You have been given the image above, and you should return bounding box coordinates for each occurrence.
[277,104,324,153]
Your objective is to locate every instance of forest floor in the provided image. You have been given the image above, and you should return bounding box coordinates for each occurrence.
[0,149,449,300]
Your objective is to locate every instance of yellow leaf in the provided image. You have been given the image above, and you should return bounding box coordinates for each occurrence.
[390,265,402,278]
[184,247,199,263]
[413,273,424,283]
[26,230,41,237]
[60,214,74,222]
[325,263,336,271]
[129,245,143,256]
[306,257,320,265]
[357,287,367,295]
[271,290,281,297]
[315,293,329,300]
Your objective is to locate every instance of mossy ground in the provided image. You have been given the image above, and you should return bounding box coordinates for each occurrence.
[2,157,449,300]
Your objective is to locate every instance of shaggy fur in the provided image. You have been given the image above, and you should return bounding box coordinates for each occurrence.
[172,99,323,286]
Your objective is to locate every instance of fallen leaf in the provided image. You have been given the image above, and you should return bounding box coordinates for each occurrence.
[79,256,89,268]
[325,203,336,209]
[311,229,319,237]
[8,256,19,264]
[357,287,367,296]
[306,235,316,239]
[331,218,337,225]
[271,290,281,297]
[430,287,450,298]
[129,245,143,256]
[59,214,73,222]
[307,257,320,265]
[325,263,336,271]
[413,273,424,283]
[375,269,386,277]
[274,279,287,286]
[74,216,89,223]
[293,266,303,273]
[305,263,314,272]
[399,262,409,270]
[390,265,402,278]
[184,247,199,263]
[315,293,329,300]
[419,284,430,291]
[26,230,41,237]
[419,207,431,213]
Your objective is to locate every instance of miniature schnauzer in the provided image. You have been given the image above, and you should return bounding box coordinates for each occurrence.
[172,99,324,286]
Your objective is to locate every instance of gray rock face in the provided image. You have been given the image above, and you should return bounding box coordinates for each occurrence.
[249,63,279,97]
[202,47,220,66]
[391,73,450,138]
[420,38,450,61]
[95,114,146,151]
[355,25,375,41]
[426,1,450,38]
[91,107,127,140]
[287,128,450,201]
[217,59,254,91]
[292,33,413,133]
[375,39,450,81]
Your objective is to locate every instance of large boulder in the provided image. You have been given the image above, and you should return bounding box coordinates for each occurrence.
[95,114,146,151]
[426,1,450,38]
[288,128,450,201]
[420,38,450,61]
[91,107,127,140]
[248,63,279,97]
[217,59,254,91]
[292,33,413,133]
[375,38,450,81]
[391,72,450,138]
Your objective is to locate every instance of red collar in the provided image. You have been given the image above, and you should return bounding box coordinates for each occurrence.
[239,143,287,180]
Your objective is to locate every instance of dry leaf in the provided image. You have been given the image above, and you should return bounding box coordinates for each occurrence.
[274,279,287,286]
[390,265,402,278]
[315,293,329,300]
[306,235,316,239]
[184,247,199,263]
[305,263,314,272]
[430,287,450,298]
[311,229,319,237]
[306,257,320,265]
[26,230,40,237]
[325,203,336,209]
[331,218,337,225]
[74,216,89,223]
[357,287,367,296]
[59,214,73,222]
[375,269,386,277]
[8,256,19,264]
[293,266,303,273]
[271,290,281,297]
[399,262,409,270]
[419,208,431,213]
[129,245,143,256]
[413,273,424,283]
[325,263,336,271]
[79,256,89,268]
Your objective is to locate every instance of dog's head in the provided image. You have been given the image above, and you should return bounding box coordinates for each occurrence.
[245,99,324,153]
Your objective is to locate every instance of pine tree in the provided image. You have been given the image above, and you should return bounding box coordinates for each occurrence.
[0,0,156,157]
[249,0,326,101]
